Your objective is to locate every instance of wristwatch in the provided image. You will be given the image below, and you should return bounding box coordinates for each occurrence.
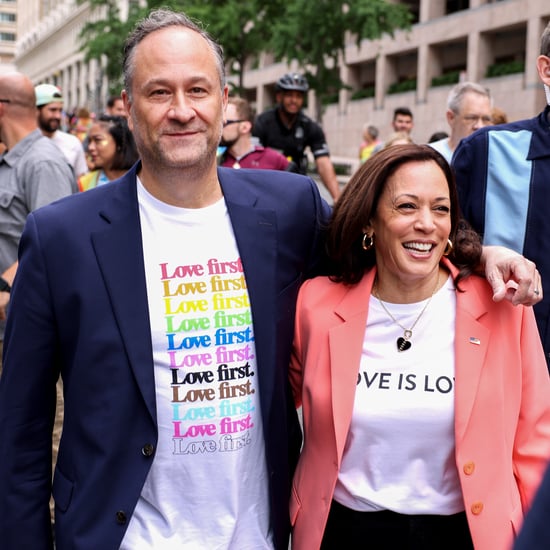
[0,276,11,293]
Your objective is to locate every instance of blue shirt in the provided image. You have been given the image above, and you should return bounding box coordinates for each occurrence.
[453,106,550,365]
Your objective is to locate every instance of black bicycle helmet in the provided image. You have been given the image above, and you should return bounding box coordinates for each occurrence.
[276,73,309,93]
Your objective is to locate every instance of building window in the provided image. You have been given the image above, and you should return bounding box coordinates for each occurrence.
[0,32,15,41]
[0,12,16,22]
[446,0,469,14]
[401,0,420,24]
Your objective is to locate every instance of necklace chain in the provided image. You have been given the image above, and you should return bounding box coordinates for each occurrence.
[373,274,440,351]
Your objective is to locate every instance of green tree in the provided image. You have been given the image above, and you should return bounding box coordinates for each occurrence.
[183,1,283,95]
[78,0,139,96]
[78,0,279,97]
[270,0,412,118]
[79,0,411,114]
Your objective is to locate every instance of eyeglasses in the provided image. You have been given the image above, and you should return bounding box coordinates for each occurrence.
[223,119,244,127]
[461,114,492,125]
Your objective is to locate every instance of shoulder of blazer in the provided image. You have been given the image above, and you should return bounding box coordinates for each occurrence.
[298,270,376,323]
[218,166,318,200]
[453,270,520,325]
[32,162,139,229]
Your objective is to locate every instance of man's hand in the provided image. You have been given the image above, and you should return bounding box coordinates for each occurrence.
[482,245,542,305]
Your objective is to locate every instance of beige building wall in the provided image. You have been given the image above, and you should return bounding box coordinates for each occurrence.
[11,0,550,164]
[15,0,119,113]
[0,0,17,72]
[242,0,550,162]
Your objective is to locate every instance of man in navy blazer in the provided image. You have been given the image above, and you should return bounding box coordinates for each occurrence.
[514,463,550,550]
[0,160,328,549]
[0,9,329,550]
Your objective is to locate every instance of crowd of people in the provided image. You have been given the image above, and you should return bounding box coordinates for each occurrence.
[0,6,549,550]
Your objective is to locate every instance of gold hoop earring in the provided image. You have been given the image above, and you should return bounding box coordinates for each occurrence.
[443,238,453,256]
[362,233,374,251]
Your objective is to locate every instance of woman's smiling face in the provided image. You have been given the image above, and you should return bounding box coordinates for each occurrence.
[367,160,452,292]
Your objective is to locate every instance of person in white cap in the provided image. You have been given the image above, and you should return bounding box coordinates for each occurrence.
[35,83,88,187]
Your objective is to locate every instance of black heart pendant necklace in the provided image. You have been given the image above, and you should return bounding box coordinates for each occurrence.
[374,273,440,352]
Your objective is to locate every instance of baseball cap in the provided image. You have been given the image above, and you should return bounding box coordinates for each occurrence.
[35,84,64,107]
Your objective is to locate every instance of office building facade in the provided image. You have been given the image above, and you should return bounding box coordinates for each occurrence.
[13,0,550,161]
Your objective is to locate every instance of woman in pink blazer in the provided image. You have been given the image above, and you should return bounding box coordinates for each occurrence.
[290,145,550,550]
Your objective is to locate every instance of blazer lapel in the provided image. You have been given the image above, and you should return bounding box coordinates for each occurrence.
[329,270,376,462]
[91,168,157,424]
[453,276,490,444]
[324,259,491,458]
[218,170,278,420]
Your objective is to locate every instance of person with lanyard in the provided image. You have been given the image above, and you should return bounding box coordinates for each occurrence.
[252,73,341,201]
[289,144,550,550]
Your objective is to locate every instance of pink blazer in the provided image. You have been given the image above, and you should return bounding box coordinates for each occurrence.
[290,261,550,550]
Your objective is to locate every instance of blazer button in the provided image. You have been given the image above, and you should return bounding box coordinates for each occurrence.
[142,443,154,457]
[116,510,127,524]
[471,502,484,515]
[463,462,475,475]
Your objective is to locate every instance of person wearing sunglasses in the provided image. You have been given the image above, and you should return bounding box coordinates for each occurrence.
[219,97,292,171]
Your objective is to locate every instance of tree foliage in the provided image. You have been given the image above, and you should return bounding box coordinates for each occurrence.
[78,0,412,106]
[269,0,412,104]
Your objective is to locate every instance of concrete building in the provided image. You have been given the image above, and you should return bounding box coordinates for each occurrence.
[241,0,550,163]
[0,0,17,72]
[14,0,132,115]
[12,0,550,165]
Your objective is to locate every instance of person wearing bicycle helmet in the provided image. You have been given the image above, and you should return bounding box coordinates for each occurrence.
[252,73,340,201]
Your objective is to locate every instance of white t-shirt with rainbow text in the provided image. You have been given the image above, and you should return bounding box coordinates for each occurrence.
[120,181,272,549]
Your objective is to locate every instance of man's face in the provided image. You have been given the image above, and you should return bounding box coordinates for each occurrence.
[448,92,492,144]
[38,102,63,134]
[109,98,127,117]
[278,90,304,115]
[392,114,413,134]
[123,26,228,173]
[220,103,243,148]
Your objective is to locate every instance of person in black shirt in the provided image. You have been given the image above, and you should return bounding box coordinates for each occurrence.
[253,73,340,201]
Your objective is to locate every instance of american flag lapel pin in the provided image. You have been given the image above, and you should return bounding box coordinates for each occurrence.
[469,337,481,345]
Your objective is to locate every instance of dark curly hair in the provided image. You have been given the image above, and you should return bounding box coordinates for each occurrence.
[96,115,139,171]
[326,143,482,289]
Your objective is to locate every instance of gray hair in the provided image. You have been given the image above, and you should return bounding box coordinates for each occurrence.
[541,21,550,56]
[447,81,492,114]
[365,124,379,139]
[122,8,226,98]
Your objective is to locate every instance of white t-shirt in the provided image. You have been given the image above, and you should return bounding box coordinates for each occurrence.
[333,275,464,515]
[429,137,453,164]
[51,130,88,178]
[120,180,272,549]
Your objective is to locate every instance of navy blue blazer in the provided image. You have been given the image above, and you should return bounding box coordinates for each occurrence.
[0,163,330,549]
[514,462,550,550]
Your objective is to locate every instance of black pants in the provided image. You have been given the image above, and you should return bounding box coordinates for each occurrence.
[320,500,474,550]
